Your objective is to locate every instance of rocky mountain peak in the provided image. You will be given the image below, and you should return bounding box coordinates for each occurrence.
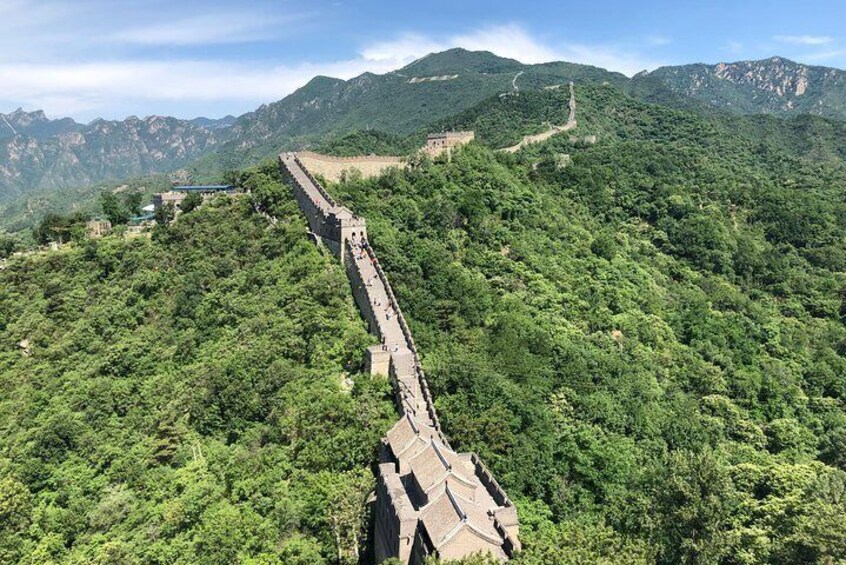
[711,58,811,97]
[4,108,49,127]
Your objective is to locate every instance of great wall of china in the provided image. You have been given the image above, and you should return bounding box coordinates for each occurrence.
[274,84,590,562]
[280,152,520,563]
[297,83,578,182]
[295,151,404,183]
[501,82,577,153]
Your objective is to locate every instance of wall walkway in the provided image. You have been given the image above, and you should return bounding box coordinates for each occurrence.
[280,152,519,563]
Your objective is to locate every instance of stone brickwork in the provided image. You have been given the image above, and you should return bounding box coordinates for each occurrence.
[280,152,519,563]
[86,219,112,238]
[296,151,404,182]
[424,131,475,157]
[295,129,475,181]
[152,190,187,209]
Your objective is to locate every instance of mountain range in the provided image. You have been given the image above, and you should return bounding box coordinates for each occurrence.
[634,56,846,117]
[0,110,226,201]
[1,49,845,203]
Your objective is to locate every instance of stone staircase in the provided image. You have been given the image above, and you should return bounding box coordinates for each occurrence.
[280,152,520,563]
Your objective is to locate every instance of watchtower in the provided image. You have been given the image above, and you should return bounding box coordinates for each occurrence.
[425,131,475,156]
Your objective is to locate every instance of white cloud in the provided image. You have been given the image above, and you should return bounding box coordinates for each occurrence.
[112,12,308,46]
[801,49,846,62]
[452,24,560,63]
[0,57,407,120]
[358,24,664,76]
[357,24,562,69]
[0,0,95,62]
[360,33,444,64]
[774,35,833,45]
[645,35,672,47]
[0,17,667,120]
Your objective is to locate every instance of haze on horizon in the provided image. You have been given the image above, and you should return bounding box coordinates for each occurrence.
[2,0,844,122]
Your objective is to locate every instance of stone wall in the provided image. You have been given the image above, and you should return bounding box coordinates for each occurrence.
[86,219,112,238]
[296,151,404,183]
[499,82,578,153]
[279,151,519,564]
[424,131,475,157]
[280,152,367,263]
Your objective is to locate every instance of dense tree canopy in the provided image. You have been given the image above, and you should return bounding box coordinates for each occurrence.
[327,86,846,564]
[2,82,845,564]
[0,176,395,564]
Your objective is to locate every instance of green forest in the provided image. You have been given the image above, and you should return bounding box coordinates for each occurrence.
[323,86,846,563]
[1,80,845,564]
[0,188,397,563]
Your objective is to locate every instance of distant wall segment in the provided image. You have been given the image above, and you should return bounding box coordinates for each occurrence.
[296,151,404,182]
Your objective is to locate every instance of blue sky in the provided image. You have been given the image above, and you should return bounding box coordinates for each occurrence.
[1,0,844,122]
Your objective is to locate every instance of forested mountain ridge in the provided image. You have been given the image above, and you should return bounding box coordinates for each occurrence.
[320,85,846,562]
[1,68,846,563]
[0,186,397,563]
[0,173,172,236]
[5,71,846,244]
[317,82,846,168]
[206,52,846,175]
[190,49,625,176]
[0,49,623,198]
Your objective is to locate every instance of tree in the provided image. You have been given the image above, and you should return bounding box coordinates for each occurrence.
[650,450,739,564]
[295,470,373,564]
[0,233,21,257]
[154,202,176,225]
[0,476,32,563]
[100,191,129,225]
[33,212,85,245]
[180,191,204,214]
[123,192,144,216]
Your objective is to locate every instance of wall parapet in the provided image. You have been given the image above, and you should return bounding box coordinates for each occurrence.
[363,244,447,445]
[298,150,404,164]
[471,453,512,508]
[292,153,338,207]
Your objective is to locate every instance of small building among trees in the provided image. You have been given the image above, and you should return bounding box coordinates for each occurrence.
[85,218,112,239]
[152,185,236,211]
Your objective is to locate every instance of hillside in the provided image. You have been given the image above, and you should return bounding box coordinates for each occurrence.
[8,68,846,239]
[217,53,846,167]
[0,184,396,563]
[323,87,846,563]
[0,174,172,237]
[0,49,624,199]
[2,74,846,563]
[187,49,626,176]
[634,56,846,118]
[317,81,846,159]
